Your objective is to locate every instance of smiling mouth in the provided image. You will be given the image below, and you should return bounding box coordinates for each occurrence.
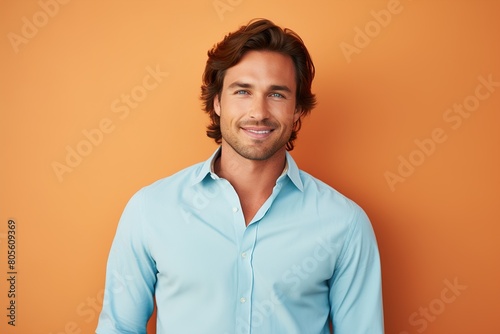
[242,127,274,139]
[246,129,272,134]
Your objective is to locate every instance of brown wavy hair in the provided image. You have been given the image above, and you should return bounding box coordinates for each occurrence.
[200,18,316,151]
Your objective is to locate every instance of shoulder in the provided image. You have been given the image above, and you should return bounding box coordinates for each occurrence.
[298,170,377,251]
[299,170,363,214]
[119,161,206,215]
[140,161,205,196]
[295,169,372,239]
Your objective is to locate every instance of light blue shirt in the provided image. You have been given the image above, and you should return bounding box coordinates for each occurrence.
[96,148,384,334]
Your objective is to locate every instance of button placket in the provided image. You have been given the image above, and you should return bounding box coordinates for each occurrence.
[235,223,257,332]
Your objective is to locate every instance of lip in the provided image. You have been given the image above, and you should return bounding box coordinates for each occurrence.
[241,127,274,139]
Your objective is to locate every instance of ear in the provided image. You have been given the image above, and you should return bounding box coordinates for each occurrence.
[293,107,301,123]
[214,95,221,116]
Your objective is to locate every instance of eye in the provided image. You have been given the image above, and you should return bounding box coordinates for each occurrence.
[270,92,285,98]
[235,90,249,95]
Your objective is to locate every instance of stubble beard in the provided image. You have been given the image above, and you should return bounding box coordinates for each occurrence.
[221,120,292,161]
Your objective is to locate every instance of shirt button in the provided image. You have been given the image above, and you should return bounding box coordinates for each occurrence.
[232,207,239,213]
[241,252,247,258]
[240,297,246,303]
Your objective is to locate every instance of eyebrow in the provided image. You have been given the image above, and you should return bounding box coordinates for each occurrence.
[227,81,292,93]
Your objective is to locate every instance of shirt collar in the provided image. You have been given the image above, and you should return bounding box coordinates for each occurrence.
[284,151,304,191]
[190,148,221,186]
[191,147,304,191]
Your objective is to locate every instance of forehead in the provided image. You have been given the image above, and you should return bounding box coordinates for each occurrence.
[223,50,297,90]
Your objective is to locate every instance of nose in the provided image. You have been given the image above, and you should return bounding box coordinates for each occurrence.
[248,95,270,121]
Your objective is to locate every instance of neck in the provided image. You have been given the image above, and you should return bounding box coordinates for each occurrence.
[214,144,287,225]
[214,146,287,189]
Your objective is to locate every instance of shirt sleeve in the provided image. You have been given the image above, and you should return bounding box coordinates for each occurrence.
[329,205,384,333]
[96,190,157,334]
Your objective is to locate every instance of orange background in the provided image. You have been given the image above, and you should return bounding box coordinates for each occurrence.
[1,1,499,333]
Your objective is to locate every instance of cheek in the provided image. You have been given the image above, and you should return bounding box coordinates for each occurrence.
[218,110,235,131]
[222,100,246,120]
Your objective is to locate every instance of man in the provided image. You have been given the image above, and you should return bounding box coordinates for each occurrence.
[96,18,384,334]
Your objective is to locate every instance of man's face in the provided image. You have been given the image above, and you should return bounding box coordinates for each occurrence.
[214,50,299,161]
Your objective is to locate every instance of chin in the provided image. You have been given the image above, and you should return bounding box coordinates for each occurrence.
[237,146,285,161]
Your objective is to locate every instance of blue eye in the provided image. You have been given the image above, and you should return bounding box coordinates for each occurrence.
[236,90,249,95]
[270,93,284,98]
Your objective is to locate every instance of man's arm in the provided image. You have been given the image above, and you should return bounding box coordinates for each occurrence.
[329,206,384,333]
[96,190,157,334]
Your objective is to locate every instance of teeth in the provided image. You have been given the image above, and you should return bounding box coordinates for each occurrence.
[248,130,270,134]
